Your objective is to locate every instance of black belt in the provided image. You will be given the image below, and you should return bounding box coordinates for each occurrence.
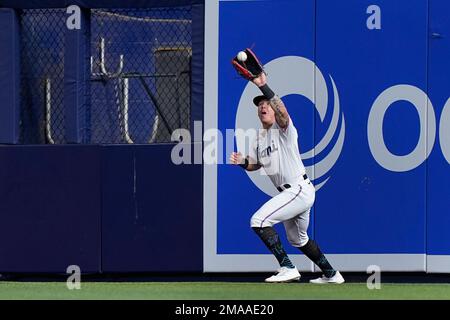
[277,174,308,192]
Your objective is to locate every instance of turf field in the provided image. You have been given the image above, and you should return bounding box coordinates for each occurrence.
[1,281,450,300]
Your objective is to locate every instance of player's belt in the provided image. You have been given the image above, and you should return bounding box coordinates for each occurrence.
[277,174,308,192]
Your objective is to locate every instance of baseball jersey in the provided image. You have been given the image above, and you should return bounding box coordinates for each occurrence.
[249,118,306,187]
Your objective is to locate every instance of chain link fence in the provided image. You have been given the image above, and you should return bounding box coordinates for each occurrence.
[90,7,192,144]
[20,9,66,144]
[18,6,192,144]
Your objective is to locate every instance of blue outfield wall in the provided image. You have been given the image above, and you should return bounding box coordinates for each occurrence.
[0,144,203,273]
[101,144,203,272]
[0,146,102,273]
[314,0,428,255]
[205,0,450,272]
[426,0,450,272]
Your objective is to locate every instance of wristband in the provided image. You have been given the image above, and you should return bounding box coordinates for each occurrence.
[259,83,275,100]
[239,158,249,170]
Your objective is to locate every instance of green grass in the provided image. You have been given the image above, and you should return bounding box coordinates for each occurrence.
[1,282,450,300]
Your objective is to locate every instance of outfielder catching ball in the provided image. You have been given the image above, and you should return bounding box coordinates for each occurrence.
[230,49,344,284]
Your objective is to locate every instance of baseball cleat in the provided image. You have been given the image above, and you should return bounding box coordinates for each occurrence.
[310,271,345,284]
[265,267,301,283]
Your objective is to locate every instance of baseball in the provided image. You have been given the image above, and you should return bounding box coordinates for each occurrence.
[237,51,247,62]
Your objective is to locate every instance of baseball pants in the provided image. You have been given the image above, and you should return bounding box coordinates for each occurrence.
[250,179,315,247]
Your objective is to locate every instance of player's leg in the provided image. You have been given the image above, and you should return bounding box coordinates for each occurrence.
[284,211,344,284]
[303,240,344,284]
[252,226,295,270]
[250,185,310,282]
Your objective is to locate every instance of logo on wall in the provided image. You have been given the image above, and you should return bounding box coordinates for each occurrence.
[367,85,450,171]
[235,56,345,196]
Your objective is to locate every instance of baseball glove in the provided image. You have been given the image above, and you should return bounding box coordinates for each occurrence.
[231,48,264,80]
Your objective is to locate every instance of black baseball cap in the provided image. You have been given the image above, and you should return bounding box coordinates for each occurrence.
[253,95,269,106]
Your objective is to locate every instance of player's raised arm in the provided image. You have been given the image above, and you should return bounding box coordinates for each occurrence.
[229,152,261,171]
[252,72,290,129]
[230,49,289,129]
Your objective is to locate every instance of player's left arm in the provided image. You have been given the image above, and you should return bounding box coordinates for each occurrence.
[252,72,290,129]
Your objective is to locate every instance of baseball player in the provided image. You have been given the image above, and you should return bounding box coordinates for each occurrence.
[230,49,344,284]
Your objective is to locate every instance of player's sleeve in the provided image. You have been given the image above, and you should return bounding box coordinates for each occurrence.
[277,117,298,141]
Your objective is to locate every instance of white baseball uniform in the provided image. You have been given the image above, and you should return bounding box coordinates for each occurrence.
[249,118,315,247]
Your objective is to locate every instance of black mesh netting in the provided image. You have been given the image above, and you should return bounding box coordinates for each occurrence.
[18,6,192,144]
[20,9,66,144]
[90,7,192,144]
